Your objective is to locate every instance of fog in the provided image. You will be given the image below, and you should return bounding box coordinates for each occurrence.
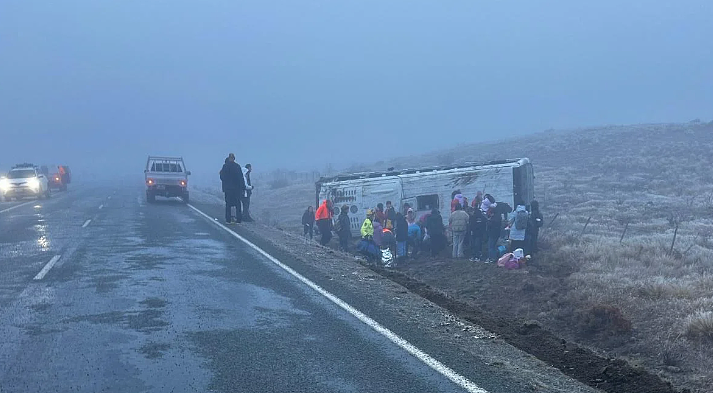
[1,0,712,182]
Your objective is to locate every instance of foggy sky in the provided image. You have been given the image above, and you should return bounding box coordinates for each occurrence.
[1,0,712,177]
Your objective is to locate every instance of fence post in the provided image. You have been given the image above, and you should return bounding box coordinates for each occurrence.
[669,223,679,255]
[548,212,560,227]
[580,216,592,236]
[619,221,629,244]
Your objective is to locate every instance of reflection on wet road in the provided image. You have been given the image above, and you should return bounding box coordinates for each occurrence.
[0,187,601,393]
[0,187,482,393]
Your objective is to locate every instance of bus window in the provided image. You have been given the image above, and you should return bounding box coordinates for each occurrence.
[417,195,439,211]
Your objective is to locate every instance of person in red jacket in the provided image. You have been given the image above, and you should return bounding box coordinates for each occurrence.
[315,200,334,246]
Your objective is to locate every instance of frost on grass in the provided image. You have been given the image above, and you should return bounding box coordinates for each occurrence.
[240,121,713,392]
[684,311,713,341]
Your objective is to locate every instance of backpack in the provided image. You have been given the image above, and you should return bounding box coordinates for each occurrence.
[514,210,529,230]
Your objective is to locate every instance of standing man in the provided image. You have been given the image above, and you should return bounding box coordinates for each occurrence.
[243,164,254,222]
[385,201,396,230]
[449,204,470,259]
[315,199,334,246]
[336,205,351,252]
[468,205,487,262]
[219,153,246,224]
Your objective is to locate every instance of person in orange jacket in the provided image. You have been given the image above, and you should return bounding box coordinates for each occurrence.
[315,200,334,245]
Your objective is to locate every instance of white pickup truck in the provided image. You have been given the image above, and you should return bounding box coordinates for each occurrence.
[144,156,191,203]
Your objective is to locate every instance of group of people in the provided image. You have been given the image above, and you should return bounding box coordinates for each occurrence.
[447,191,543,263]
[356,201,418,266]
[302,190,543,267]
[302,199,354,252]
[220,153,254,224]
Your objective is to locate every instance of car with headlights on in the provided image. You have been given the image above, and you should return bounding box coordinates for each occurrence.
[0,164,50,200]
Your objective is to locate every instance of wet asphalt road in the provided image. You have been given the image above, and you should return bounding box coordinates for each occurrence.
[0,186,596,393]
[0,186,473,393]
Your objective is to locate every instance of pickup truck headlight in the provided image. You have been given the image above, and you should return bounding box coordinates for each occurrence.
[28,178,40,191]
[0,179,9,192]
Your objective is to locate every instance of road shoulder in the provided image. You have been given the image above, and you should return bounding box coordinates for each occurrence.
[188,197,602,393]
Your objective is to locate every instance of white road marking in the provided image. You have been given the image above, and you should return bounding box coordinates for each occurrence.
[0,201,34,214]
[187,204,488,393]
[107,196,112,200]
[33,255,62,280]
[82,219,92,228]
[98,204,104,210]
[195,232,210,236]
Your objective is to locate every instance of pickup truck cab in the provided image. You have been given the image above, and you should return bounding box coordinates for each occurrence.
[0,164,50,200]
[144,156,191,203]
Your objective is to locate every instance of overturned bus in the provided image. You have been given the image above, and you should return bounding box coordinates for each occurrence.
[316,158,535,237]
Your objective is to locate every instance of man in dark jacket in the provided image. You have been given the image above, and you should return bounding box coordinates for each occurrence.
[394,212,409,263]
[302,206,315,240]
[336,205,351,252]
[220,157,229,193]
[526,200,543,256]
[468,208,487,262]
[385,201,397,229]
[219,153,246,224]
[486,208,502,262]
[426,209,446,257]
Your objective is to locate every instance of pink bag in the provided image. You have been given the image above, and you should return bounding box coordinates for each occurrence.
[497,253,513,267]
[497,252,522,269]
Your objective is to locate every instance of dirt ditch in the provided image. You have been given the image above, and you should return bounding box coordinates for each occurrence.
[361,262,687,393]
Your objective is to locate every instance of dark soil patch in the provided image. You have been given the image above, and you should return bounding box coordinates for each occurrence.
[138,342,171,359]
[67,309,168,334]
[30,303,52,312]
[140,297,167,309]
[355,258,687,393]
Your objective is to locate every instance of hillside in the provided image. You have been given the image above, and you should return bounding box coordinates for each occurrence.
[224,121,713,392]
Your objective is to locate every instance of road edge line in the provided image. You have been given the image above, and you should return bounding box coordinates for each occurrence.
[187,203,488,393]
[0,201,35,214]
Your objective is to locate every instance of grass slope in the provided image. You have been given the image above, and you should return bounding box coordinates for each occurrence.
[246,121,713,392]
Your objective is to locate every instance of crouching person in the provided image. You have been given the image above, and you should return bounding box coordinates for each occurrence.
[381,228,396,267]
[358,210,379,261]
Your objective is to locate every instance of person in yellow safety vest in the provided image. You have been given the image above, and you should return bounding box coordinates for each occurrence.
[361,209,375,239]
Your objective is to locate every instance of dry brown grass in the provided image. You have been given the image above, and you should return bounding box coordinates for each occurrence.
[685,311,713,341]
[211,121,713,392]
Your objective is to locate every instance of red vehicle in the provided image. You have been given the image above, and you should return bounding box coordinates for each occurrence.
[41,165,69,191]
[48,171,67,191]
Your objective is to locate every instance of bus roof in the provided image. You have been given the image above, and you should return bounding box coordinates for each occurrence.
[317,158,529,184]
